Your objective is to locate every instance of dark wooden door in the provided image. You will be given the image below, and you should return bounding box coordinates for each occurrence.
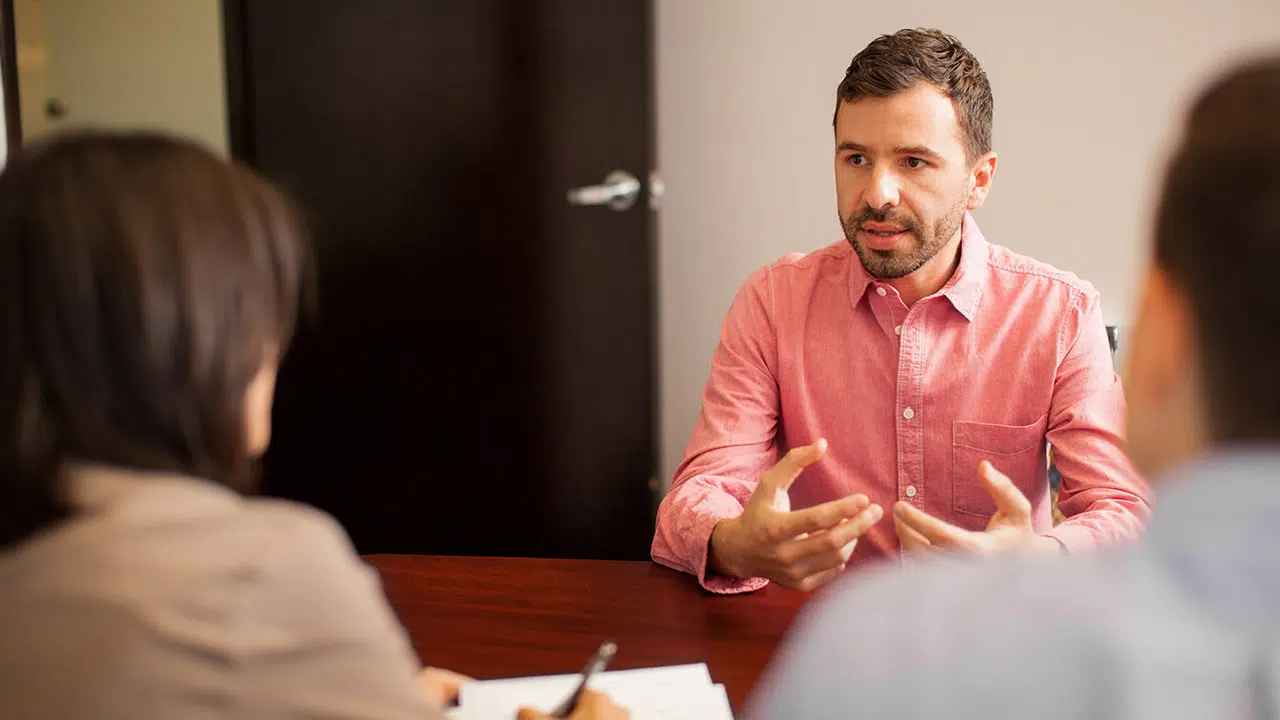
[225,0,656,560]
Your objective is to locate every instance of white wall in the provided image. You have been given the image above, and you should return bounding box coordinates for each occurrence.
[656,0,1280,482]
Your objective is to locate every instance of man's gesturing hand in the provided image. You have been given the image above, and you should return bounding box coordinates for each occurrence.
[708,439,883,591]
[893,460,1061,555]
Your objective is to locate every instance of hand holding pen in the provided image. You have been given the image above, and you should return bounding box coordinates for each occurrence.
[517,641,630,720]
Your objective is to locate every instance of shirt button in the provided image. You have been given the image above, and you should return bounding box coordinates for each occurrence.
[905,485,917,498]
[894,325,902,336]
[875,287,887,297]
[903,407,915,420]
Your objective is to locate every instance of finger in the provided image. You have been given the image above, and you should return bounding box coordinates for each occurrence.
[892,502,981,551]
[980,461,1032,520]
[793,565,846,593]
[516,708,547,720]
[893,514,935,553]
[781,504,883,571]
[418,666,472,706]
[573,689,630,719]
[756,439,829,502]
[775,493,869,538]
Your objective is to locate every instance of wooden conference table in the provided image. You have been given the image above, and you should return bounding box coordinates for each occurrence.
[367,555,812,711]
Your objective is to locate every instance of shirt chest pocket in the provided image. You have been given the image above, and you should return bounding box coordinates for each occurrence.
[951,416,1048,525]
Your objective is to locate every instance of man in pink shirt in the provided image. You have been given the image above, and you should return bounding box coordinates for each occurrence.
[652,28,1151,594]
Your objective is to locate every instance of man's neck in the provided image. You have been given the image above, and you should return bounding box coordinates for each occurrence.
[886,233,963,307]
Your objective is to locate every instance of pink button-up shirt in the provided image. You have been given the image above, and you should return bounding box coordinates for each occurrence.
[653,214,1152,594]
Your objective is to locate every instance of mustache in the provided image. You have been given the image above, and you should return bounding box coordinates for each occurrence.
[846,207,918,233]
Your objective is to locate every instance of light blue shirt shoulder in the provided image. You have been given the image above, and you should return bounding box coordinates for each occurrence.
[747,449,1280,720]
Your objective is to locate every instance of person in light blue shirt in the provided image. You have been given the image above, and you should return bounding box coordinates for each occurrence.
[746,56,1280,720]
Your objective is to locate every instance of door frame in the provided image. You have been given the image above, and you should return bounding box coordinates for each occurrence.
[220,0,251,162]
[0,0,22,150]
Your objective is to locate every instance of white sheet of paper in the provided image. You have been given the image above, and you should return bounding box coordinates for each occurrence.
[451,663,733,719]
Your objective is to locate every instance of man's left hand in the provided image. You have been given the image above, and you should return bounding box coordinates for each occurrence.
[893,461,1062,556]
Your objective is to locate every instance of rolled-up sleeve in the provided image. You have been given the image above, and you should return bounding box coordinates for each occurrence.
[1042,286,1152,552]
[652,268,782,594]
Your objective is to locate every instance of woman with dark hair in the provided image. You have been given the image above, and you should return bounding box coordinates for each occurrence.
[0,132,624,719]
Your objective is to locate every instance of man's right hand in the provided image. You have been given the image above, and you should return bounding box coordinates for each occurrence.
[707,439,883,591]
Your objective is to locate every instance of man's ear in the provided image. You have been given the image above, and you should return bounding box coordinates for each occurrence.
[1133,268,1195,399]
[966,151,997,211]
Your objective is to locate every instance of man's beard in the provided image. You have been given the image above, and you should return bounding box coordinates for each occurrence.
[842,201,965,280]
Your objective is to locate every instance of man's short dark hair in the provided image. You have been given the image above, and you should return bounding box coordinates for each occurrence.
[1154,57,1280,442]
[835,28,993,161]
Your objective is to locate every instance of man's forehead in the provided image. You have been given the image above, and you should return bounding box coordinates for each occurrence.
[835,85,964,151]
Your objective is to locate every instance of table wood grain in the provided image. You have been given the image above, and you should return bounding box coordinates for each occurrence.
[367,555,811,711]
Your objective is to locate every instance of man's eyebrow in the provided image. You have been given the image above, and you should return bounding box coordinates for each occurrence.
[834,141,944,161]
[893,144,944,160]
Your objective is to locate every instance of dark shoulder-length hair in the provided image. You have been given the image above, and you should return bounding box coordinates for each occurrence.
[0,131,310,548]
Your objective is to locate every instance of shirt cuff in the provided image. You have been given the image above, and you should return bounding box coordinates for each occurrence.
[687,503,770,595]
[1041,523,1097,554]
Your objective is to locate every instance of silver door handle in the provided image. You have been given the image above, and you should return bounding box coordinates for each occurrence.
[567,170,642,211]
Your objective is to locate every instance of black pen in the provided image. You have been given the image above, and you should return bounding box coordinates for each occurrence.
[550,640,617,718]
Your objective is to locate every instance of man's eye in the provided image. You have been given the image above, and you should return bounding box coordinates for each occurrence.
[906,157,926,169]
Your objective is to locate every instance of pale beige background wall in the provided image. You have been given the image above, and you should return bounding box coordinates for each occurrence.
[656,0,1280,482]
[13,0,227,154]
[14,0,51,141]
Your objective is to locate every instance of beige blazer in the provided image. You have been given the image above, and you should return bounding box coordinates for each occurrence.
[0,465,445,719]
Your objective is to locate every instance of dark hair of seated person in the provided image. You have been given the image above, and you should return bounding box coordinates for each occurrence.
[0,131,310,548]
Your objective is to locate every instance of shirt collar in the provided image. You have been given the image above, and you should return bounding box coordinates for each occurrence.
[941,213,989,321]
[65,463,239,518]
[846,246,873,309]
[846,211,989,321]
